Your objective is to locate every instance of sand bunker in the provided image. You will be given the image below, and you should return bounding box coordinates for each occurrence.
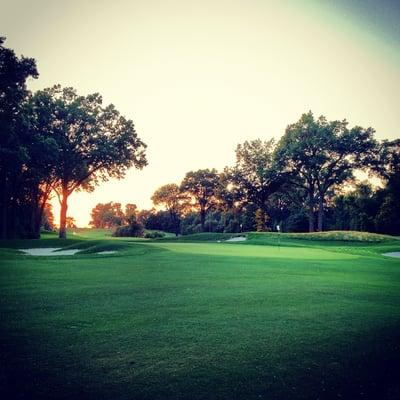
[20,248,80,256]
[225,236,247,242]
[20,248,117,256]
[382,252,400,258]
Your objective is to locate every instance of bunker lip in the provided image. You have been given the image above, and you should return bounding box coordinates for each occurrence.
[382,252,400,258]
[19,248,117,256]
[225,236,247,242]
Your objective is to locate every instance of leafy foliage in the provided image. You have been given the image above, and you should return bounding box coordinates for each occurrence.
[112,219,144,237]
[29,85,147,238]
[144,231,165,238]
[180,169,220,231]
[90,202,125,228]
[275,111,377,231]
[151,183,188,235]
[231,139,285,231]
[0,37,41,238]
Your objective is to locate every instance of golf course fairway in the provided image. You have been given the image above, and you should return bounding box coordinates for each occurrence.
[1,232,399,399]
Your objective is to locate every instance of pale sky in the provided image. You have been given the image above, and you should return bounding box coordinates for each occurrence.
[2,0,399,226]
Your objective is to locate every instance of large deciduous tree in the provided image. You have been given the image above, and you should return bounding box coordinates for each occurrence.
[125,203,138,223]
[90,202,125,228]
[41,202,55,231]
[0,37,39,238]
[373,139,400,180]
[23,92,62,238]
[151,183,188,235]
[180,169,219,232]
[215,167,246,232]
[275,112,377,231]
[233,139,283,231]
[373,139,400,234]
[32,85,147,238]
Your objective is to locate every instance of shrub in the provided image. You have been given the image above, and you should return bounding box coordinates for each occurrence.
[112,220,144,237]
[144,231,165,239]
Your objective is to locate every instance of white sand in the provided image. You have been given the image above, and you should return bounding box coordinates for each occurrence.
[20,248,80,256]
[20,248,118,256]
[225,236,247,242]
[382,252,400,258]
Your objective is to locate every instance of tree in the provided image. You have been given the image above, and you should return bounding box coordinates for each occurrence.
[151,183,188,235]
[145,210,176,232]
[275,112,377,231]
[266,184,308,232]
[90,202,125,228]
[329,182,379,232]
[113,219,144,237]
[137,208,155,227]
[372,139,400,180]
[125,203,138,223]
[373,139,400,234]
[375,192,400,235]
[41,202,55,231]
[65,217,77,229]
[215,167,246,231]
[22,94,61,238]
[233,139,283,231]
[31,85,147,238]
[0,37,39,238]
[180,169,219,231]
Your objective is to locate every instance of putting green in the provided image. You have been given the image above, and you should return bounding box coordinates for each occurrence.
[148,241,359,260]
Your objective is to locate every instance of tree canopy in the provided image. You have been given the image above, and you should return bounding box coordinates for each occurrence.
[180,169,219,232]
[275,111,377,231]
[151,183,188,235]
[90,202,125,228]
[0,37,40,238]
[233,139,284,231]
[30,85,147,238]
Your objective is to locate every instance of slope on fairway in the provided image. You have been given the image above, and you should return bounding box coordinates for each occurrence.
[0,238,399,400]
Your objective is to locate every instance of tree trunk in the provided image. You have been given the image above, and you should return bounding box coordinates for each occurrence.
[255,208,266,232]
[317,195,324,232]
[59,188,68,239]
[171,211,180,236]
[222,211,227,230]
[308,192,315,233]
[29,202,40,239]
[32,200,46,239]
[200,208,206,232]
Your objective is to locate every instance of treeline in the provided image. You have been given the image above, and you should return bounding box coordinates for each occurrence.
[93,124,399,236]
[0,38,147,239]
[2,37,399,239]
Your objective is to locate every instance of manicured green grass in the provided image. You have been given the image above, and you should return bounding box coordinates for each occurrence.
[0,233,399,399]
[248,230,398,242]
[62,228,176,240]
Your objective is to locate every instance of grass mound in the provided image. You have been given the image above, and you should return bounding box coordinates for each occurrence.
[247,230,397,243]
[57,240,132,254]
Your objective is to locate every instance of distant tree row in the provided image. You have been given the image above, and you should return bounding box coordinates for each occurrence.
[89,202,138,228]
[2,37,398,238]
[0,38,147,239]
[118,116,398,236]
[96,128,398,236]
